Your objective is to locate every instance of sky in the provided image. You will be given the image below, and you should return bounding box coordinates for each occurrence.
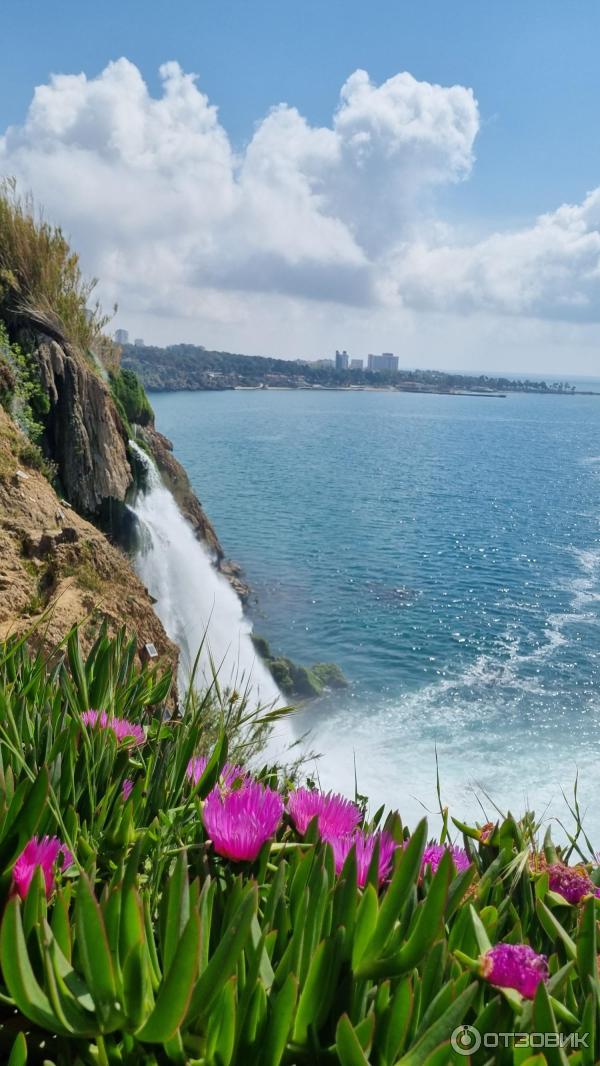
[1,0,600,375]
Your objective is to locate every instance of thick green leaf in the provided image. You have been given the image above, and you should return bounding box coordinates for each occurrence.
[536,898,576,960]
[351,884,379,969]
[262,974,298,1066]
[577,896,598,992]
[187,884,257,1021]
[136,910,200,1043]
[395,981,478,1065]
[364,819,427,963]
[75,873,118,1028]
[335,1013,371,1066]
[161,850,190,975]
[7,1032,27,1066]
[380,976,413,1063]
[357,851,452,979]
[532,982,569,1066]
[293,927,344,1044]
[0,895,68,1035]
[206,976,236,1066]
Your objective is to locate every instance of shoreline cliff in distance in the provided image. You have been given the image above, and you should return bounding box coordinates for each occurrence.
[122,341,598,397]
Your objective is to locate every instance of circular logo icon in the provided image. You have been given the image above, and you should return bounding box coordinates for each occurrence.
[451,1024,482,1056]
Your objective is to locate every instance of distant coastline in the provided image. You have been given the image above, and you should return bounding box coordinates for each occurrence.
[122,341,600,398]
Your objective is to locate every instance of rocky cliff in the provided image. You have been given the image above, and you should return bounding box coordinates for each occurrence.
[0,309,246,673]
[0,405,178,673]
[35,335,132,515]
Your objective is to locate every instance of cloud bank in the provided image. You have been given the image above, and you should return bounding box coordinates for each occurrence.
[1,58,600,364]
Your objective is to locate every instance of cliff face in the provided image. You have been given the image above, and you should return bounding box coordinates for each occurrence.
[0,406,177,674]
[0,311,250,680]
[35,336,131,515]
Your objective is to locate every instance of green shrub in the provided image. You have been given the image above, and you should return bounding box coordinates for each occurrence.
[0,178,109,350]
[312,661,348,689]
[0,320,48,440]
[110,367,154,428]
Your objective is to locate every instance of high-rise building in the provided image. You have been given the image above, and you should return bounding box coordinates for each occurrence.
[350,358,363,370]
[114,329,129,345]
[367,352,398,372]
[380,352,398,371]
[335,349,349,370]
[134,337,144,347]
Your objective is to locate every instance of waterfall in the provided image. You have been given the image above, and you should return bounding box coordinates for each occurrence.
[128,442,281,707]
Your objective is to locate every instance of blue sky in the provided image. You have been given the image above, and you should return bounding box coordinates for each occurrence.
[2,1,600,372]
[4,0,600,224]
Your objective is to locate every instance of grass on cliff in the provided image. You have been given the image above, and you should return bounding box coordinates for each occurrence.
[0,178,110,352]
[0,623,598,1065]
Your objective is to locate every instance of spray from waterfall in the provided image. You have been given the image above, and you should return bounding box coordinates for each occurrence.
[128,441,281,707]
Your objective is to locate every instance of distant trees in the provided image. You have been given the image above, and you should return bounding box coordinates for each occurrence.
[123,341,564,396]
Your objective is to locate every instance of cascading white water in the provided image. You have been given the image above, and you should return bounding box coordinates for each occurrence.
[129,441,281,707]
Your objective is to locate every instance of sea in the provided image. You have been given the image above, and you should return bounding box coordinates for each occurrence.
[150,385,600,843]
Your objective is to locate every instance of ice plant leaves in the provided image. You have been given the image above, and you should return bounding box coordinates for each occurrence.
[0,895,69,1035]
[356,848,454,980]
[136,911,201,1043]
[2,628,600,1062]
[187,883,258,1021]
[75,873,119,1030]
[335,1013,371,1066]
[363,817,428,962]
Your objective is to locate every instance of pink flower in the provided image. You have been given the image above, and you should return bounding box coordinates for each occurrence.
[288,788,361,840]
[202,780,283,862]
[329,830,396,887]
[82,709,145,747]
[13,836,74,899]
[482,943,548,999]
[186,755,246,790]
[122,779,134,801]
[421,843,470,876]
[547,863,600,904]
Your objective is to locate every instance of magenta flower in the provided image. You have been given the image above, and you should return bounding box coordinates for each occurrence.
[202,780,283,862]
[82,709,145,747]
[13,836,74,899]
[122,778,134,801]
[421,843,470,876]
[187,755,246,790]
[482,943,548,999]
[329,830,396,887]
[288,788,361,840]
[547,863,600,904]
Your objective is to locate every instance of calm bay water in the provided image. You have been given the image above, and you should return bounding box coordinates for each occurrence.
[152,387,600,839]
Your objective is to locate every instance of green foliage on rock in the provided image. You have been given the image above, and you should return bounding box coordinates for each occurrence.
[110,367,154,430]
[0,319,57,480]
[252,635,348,699]
[0,179,110,351]
[0,320,49,442]
[312,662,349,690]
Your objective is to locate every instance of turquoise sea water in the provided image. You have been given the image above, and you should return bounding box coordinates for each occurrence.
[152,387,600,839]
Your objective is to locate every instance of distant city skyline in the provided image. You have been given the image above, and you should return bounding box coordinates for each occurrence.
[4,2,600,374]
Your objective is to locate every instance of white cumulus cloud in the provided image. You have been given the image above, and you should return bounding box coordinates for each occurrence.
[390,188,600,319]
[2,56,600,359]
[0,59,478,314]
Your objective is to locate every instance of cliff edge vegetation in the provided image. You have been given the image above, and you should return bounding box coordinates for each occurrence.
[0,181,246,659]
